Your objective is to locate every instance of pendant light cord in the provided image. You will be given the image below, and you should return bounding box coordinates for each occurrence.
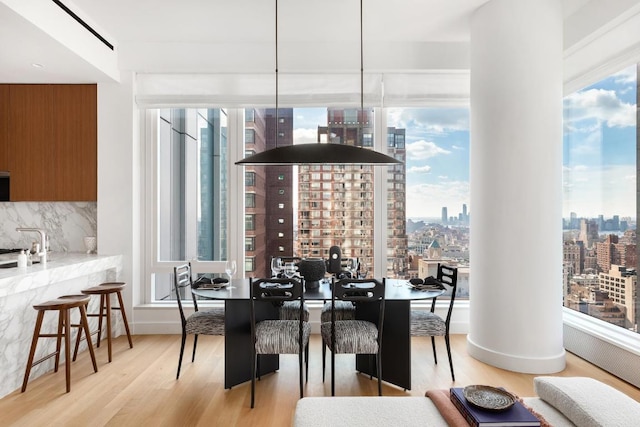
[360,0,364,114]
[275,0,279,148]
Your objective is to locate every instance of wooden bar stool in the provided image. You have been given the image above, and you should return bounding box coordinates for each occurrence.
[74,282,133,363]
[22,294,98,393]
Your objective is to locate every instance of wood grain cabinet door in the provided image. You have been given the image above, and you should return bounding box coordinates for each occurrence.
[3,84,97,201]
[50,84,97,201]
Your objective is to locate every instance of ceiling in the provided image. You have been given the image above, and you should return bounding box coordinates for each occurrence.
[0,0,629,84]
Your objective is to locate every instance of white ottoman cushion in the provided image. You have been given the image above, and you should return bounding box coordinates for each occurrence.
[534,376,640,427]
[293,396,448,427]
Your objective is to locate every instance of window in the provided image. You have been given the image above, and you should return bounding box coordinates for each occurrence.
[245,257,255,272]
[387,107,470,299]
[152,108,229,301]
[246,172,255,186]
[245,237,255,251]
[246,214,255,231]
[563,64,638,333]
[245,108,255,122]
[246,193,256,208]
[245,129,255,144]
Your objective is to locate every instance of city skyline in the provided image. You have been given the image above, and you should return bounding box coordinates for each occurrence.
[289,64,636,219]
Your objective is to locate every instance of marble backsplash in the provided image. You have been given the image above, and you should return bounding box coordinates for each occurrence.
[0,202,97,252]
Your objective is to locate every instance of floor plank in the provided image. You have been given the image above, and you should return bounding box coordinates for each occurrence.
[1,334,638,426]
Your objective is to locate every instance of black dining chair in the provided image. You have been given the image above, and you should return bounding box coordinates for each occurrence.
[250,277,310,408]
[270,257,310,322]
[173,263,225,379]
[409,263,458,381]
[321,277,386,396]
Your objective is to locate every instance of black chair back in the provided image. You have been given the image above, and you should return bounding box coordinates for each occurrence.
[331,277,386,339]
[174,264,198,326]
[249,277,306,348]
[436,263,458,324]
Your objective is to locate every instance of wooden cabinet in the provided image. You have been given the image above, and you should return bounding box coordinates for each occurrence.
[0,85,9,172]
[0,84,97,201]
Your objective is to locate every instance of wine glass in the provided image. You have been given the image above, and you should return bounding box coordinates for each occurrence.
[225,260,237,281]
[283,262,296,278]
[270,257,283,277]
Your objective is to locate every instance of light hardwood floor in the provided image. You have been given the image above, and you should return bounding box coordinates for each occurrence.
[1,334,639,426]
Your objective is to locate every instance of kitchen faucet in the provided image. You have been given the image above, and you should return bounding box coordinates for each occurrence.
[16,227,47,265]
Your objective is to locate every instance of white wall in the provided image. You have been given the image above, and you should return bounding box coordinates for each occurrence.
[97,71,140,328]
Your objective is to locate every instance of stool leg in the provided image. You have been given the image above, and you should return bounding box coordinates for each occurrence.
[106,292,113,362]
[115,291,133,348]
[96,294,105,348]
[79,304,98,373]
[63,308,71,393]
[54,309,64,373]
[22,310,45,392]
[72,316,84,362]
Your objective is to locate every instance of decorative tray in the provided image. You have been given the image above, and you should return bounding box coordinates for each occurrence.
[463,385,516,411]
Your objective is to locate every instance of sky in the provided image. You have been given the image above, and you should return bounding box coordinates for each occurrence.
[563,65,637,219]
[289,67,637,220]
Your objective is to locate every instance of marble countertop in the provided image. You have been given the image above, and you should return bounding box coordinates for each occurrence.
[0,252,122,297]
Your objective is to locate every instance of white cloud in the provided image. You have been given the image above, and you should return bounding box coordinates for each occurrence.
[293,128,318,144]
[406,140,451,161]
[451,145,464,150]
[563,164,636,217]
[405,180,470,218]
[407,165,432,174]
[387,108,469,134]
[564,88,635,128]
[612,65,636,85]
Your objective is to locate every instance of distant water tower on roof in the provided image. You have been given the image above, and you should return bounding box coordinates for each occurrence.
[428,239,442,259]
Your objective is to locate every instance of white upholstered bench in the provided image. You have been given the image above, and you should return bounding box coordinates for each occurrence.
[293,377,640,427]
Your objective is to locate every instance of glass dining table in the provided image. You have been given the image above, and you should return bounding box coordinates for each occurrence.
[192,278,443,390]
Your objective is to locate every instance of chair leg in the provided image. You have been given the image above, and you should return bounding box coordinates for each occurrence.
[305,342,309,383]
[115,290,134,348]
[431,336,438,365]
[377,351,382,396]
[79,304,98,373]
[298,349,303,399]
[331,349,335,396]
[192,334,199,362]
[72,319,83,362]
[251,351,257,408]
[322,342,326,382]
[63,308,71,393]
[96,294,105,347]
[444,334,455,381]
[22,311,45,392]
[176,331,187,379]
[54,309,64,373]
[105,293,113,363]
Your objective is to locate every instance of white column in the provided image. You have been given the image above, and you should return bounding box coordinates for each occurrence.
[467,0,565,373]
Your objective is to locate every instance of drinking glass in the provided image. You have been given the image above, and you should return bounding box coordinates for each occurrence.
[225,260,237,281]
[270,257,282,277]
[284,262,296,278]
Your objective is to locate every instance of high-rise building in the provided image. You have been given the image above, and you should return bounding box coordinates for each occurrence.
[264,108,295,274]
[578,219,599,249]
[244,108,267,277]
[244,108,294,277]
[297,108,407,277]
[441,207,448,223]
[599,265,638,331]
